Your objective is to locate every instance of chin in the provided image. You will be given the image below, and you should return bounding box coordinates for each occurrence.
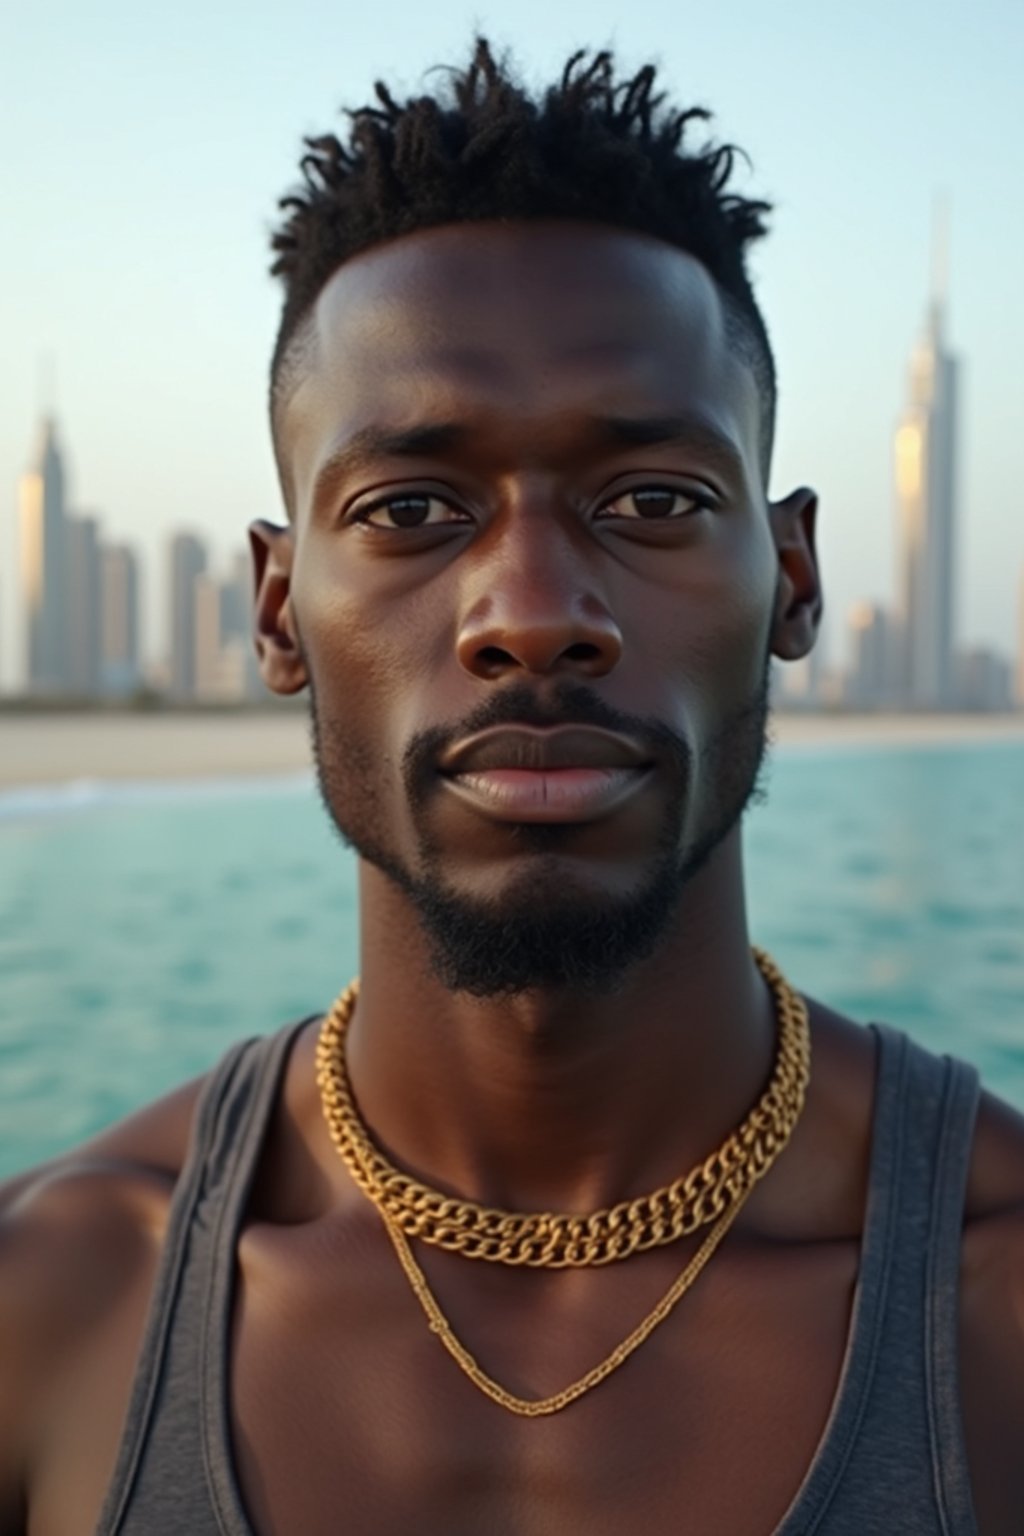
[403,853,688,999]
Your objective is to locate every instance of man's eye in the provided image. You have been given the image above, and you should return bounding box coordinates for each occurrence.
[598,487,705,521]
[357,495,467,530]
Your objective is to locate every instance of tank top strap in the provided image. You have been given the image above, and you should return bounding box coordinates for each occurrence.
[96,1019,308,1536]
[922,1031,982,1532]
[867,1025,980,1533]
[782,1024,979,1534]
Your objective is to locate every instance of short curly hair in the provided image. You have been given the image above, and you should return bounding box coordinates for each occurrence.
[270,38,776,478]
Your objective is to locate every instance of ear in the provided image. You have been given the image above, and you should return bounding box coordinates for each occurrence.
[768,486,823,662]
[248,519,308,695]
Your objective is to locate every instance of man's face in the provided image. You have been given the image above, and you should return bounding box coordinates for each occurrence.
[262,222,816,994]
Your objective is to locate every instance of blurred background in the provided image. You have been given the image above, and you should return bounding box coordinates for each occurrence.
[1,0,1022,1174]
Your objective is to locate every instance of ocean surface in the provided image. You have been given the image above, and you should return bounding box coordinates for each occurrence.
[1,738,1023,1177]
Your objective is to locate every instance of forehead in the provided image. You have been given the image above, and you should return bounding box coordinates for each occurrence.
[281,221,762,506]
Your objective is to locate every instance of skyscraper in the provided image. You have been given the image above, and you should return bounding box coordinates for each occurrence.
[100,541,141,695]
[168,531,208,698]
[893,211,959,709]
[193,572,225,700]
[845,602,892,710]
[65,514,103,696]
[18,415,68,693]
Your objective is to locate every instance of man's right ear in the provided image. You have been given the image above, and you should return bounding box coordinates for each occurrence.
[248,520,308,695]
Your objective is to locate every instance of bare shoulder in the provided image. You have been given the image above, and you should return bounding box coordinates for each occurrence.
[0,1071,209,1532]
[966,1081,1024,1215]
[961,1082,1024,1334]
[958,1086,1024,1529]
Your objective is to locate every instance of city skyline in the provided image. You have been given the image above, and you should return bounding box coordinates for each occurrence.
[7,419,263,704]
[7,220,1024,711]
[6,225,1024,710]
[7,335,1024,712]
[794,216,1022,715]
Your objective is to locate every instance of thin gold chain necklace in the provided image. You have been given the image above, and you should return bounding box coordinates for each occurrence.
[315,948,810,1416]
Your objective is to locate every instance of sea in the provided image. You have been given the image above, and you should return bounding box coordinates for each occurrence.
[1,736,1023,1178]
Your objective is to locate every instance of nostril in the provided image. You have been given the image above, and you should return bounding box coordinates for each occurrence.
[460,633,620,680]
[478,645,513,667]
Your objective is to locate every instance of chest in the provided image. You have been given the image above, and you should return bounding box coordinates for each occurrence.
[228,1221,858,1536]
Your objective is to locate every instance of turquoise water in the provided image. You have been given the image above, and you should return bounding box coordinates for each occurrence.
[1,740,1023,1177]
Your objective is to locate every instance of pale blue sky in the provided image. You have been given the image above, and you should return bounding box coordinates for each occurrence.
[2,0,1022,684]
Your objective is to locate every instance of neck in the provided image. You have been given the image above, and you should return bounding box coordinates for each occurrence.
[344,830,776,1215]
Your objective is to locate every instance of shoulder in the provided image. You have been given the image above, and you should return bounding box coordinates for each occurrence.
[966,1079,1024,1216]
[803,1008,1024,1518]
[0,1070,209,1527]
[961,1082,1024,1349]
[957,1086,1024,1528]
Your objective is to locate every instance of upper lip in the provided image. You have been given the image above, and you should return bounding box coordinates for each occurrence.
[438,725,652,775]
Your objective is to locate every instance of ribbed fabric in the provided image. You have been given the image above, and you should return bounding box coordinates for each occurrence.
[93,1021,980,1535]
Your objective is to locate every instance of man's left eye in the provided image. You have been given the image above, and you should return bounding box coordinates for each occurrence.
[597,488,704,521]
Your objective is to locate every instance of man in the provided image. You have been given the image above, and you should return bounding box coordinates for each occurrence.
[2,39,1023,1535]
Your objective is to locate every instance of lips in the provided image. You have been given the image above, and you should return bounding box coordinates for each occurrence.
[438,726,653,824]
[439,725,651,775]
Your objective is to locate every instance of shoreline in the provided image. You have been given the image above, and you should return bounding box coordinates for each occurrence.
[1,709,1022,794]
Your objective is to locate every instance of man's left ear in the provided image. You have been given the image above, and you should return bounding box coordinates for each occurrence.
[768,486,823,661]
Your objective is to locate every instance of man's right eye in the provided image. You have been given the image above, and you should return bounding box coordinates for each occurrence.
[355,495,470,530]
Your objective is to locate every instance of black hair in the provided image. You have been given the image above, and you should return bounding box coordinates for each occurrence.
[270,39,776,477]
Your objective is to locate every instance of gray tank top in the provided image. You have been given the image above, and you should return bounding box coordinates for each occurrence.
[93,1021,981,1535]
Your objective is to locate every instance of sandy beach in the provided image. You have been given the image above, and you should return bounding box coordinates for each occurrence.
[1,708,1022,793]
[0,711,313,791]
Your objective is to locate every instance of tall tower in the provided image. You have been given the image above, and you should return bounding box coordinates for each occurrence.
[18,415,69,694]
[100,542,141,696]
[893,205,959,709]
[65,514,103,696]
[168,531,208,698]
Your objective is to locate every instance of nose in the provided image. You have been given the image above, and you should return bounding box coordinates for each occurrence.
[455,512,623,682]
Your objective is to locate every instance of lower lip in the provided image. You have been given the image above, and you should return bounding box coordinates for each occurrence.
[442,766,651,823]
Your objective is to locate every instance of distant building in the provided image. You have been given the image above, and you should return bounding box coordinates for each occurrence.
[194,573,226,701]
[219,550,253,648]
[774,621,828,711]
[168,532,208,697]
[844,602,892,710]
[192,556,264,703]
[893,213,959,709]
[955,646,1012,712]
[220,550,264,700]
[100,542,141,695]
[18,416,69,693]
[65,514,103,696]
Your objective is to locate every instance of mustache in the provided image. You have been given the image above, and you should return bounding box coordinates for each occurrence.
[402,683,691,802]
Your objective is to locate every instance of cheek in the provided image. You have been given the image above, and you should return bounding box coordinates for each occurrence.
[644,528,776,749]
[293,546,396,731]
[717,552,777,672]
[658,525,776,673]
[293,540,449,784]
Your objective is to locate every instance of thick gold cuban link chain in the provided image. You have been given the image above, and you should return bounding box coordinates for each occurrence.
[315,947,810,1269]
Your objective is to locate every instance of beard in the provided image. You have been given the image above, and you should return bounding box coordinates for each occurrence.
[309,670,771,998]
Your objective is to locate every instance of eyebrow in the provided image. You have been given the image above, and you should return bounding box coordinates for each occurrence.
[594,415,747,482]
[308,412,746,515]
[310,423,468,515]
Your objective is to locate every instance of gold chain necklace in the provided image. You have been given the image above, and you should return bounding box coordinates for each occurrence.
[316,948,809,1267]
[315,948,810,1416]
